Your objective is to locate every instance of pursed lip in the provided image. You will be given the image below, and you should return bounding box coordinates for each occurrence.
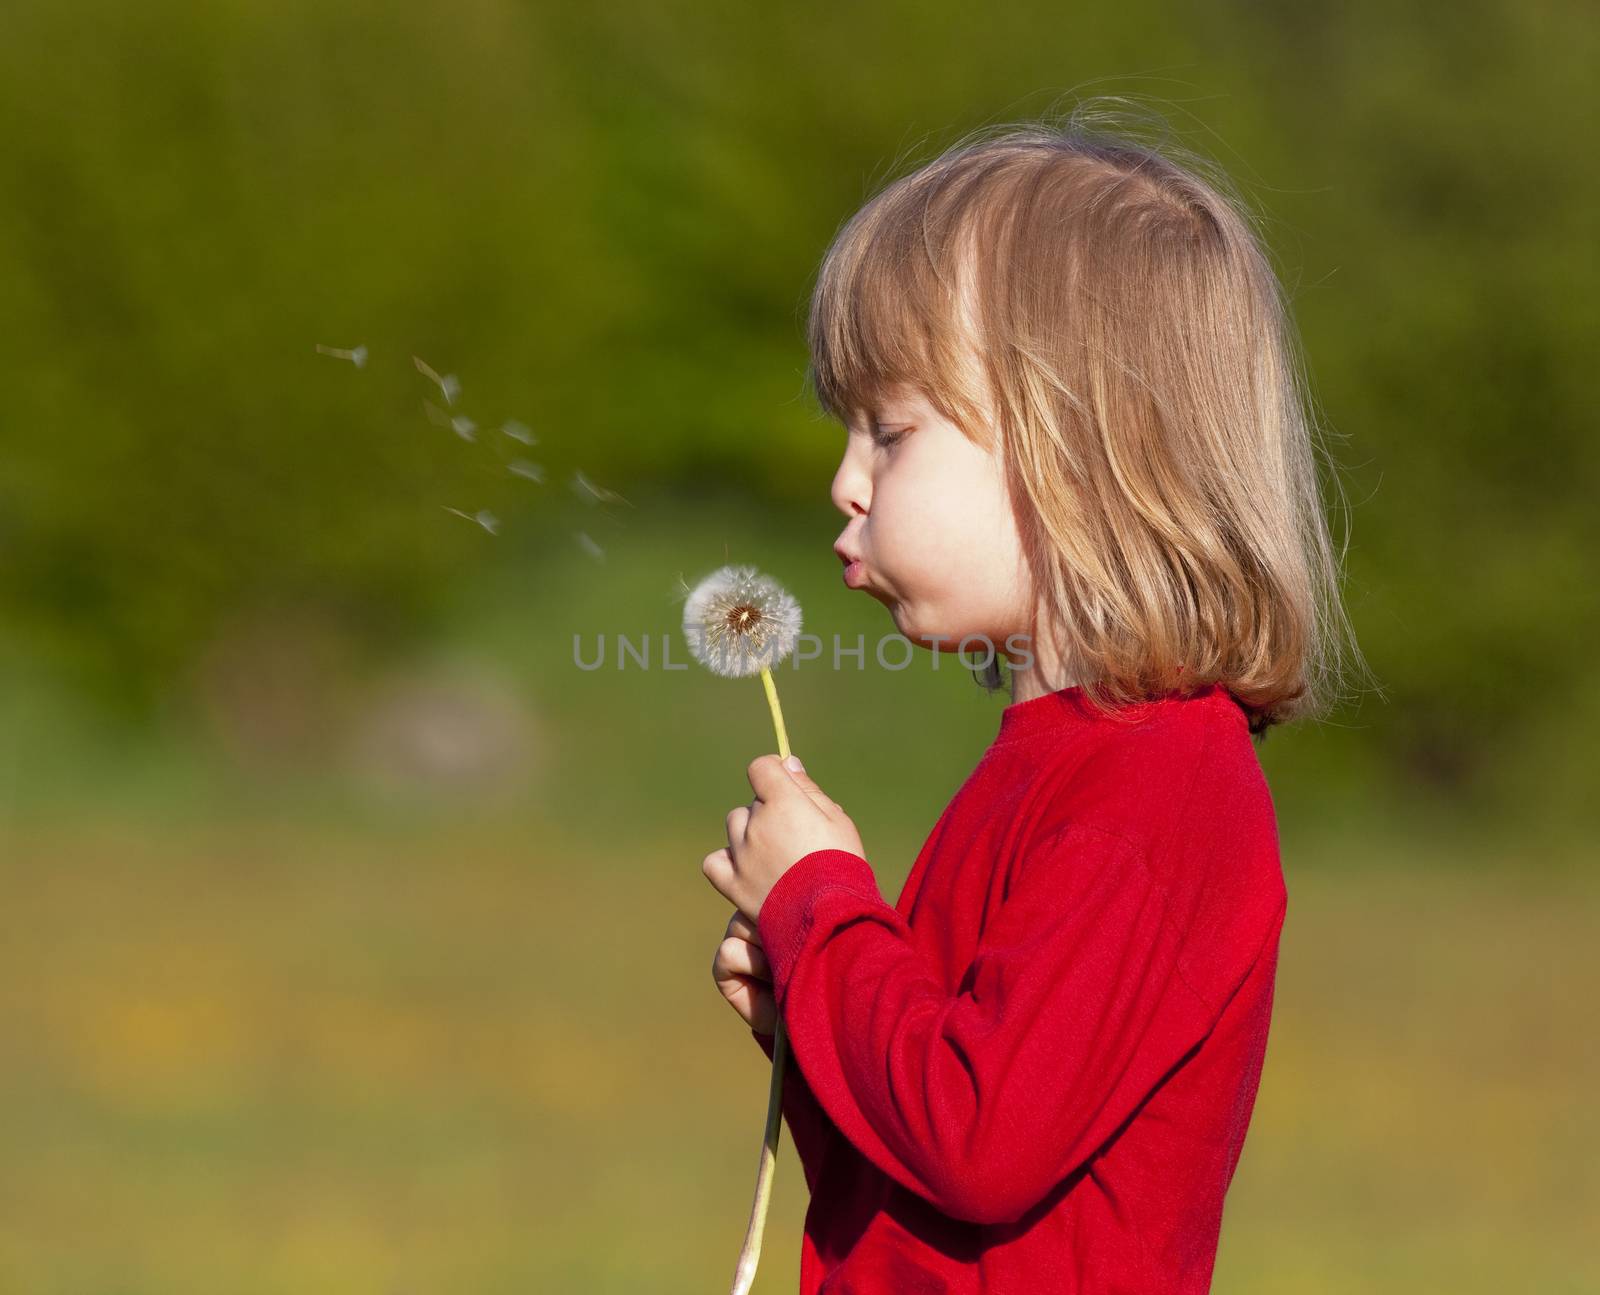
[834,540,868,589]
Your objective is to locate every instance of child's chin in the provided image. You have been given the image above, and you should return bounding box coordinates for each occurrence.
[868,587,902,619]
[893,616,946,652]
[881,597,915,632]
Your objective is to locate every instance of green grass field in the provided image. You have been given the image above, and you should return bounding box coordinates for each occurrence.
[1,811,1593,1293]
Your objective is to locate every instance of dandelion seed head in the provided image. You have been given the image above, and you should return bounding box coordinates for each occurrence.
[350,344,368,369]
[501,420,536,446]
[509,459,545,483]
[451,415,477,442]
[681,564,803,678]
[576,531,606,562]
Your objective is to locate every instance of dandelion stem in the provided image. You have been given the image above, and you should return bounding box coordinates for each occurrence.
[729,1015,788,1295]
[759,667,791,762]
[728,665,793,1295]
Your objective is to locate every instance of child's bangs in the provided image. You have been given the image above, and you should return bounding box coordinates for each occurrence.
[806,200,975,430]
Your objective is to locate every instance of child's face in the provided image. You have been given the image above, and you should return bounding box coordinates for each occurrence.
[831,383,1032,656]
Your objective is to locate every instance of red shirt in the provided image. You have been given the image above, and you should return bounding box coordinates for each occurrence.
[750,682,1287,1293]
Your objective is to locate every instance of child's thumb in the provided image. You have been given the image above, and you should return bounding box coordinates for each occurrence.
[783,755,834,810]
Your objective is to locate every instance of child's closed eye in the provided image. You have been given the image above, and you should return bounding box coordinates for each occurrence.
[872,424,909,448]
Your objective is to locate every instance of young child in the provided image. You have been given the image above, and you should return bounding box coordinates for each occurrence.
[705,113,1361,1293]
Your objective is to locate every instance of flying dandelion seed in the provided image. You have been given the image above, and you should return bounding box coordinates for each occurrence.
[501,420,537,446]
[450,415,477,442]
[443,506,501,535]
[315,343,368,368]
[508,459,546,484]
[570,469,633,508]
[422,399,451,428]
[575,531,606,562]
[413,356,461,406]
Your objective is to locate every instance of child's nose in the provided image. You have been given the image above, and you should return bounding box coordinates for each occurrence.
[831,457,869,520]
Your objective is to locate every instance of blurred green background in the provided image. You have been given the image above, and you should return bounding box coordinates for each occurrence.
[1,1,1595,1291]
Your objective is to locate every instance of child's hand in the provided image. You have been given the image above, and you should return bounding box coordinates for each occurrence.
[702,754,865,926]
[712,909,776,1035]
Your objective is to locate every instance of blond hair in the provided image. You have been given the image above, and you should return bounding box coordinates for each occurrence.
[805,103,1373,738]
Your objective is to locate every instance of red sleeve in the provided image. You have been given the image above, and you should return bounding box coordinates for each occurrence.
[755,825,1228,1227]
[749,1024,836,1196]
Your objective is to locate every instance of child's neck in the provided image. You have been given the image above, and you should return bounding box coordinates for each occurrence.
[1004,611,1079,705]
[1005,645,1078,706]
[1008,671,1077,706]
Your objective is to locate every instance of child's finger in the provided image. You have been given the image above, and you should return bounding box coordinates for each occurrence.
[748,983,776,1034]
[716,935,771,982]
[780,755,840,814]
[725,804,750,848]
[724,908,763,946]
[718,972,777,1033]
